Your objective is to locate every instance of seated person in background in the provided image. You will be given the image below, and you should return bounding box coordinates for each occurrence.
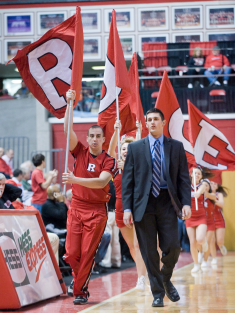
[204,46,231,86]
[187,47,205,88]
[11,169,23,189]
[0,173,21,209]
[41,185,68,230]
[0,147,13,179]
[65,188,72,209]
[20,160,34,174]
[31,153,58,213]
[20,165,33,205]
[20,166,32,191]
[14,81,30,98]
[2,149,14,172]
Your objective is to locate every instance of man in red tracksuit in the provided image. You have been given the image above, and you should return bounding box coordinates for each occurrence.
[204,45,231,86]
[62,89,117,305]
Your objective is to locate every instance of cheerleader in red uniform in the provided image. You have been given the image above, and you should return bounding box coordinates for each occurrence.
[108,120,147,291]
[186,167,211,273]
[210,181,228,264]
[201,179,216,269]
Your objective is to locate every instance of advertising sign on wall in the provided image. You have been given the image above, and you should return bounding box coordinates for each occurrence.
[0,215,62,307]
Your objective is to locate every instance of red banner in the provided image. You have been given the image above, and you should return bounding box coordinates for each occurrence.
[11,7,83,119]
[188,99,235,170]
[155,71,196,167]
[98,10,135,150]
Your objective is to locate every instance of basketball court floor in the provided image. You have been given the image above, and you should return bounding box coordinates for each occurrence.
[7,252,235,312]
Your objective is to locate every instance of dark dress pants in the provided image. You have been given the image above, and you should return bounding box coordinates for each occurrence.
[134,189,180,299]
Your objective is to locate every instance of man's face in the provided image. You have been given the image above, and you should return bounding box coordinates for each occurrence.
[0,179,5,197]
[0,148,4,158]
[146,113,166,137]
[7,149,14,159]
[212,49,220,56]
[87,128,105,150]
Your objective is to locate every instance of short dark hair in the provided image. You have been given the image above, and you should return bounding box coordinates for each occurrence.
[88,125,104,136]
[32,154,45,167]
[146,108,165,121]
[13,169,23,177]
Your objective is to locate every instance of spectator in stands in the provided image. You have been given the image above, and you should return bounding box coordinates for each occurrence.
[0,173,22,209]
[65,188,72,209]
[42,185,68,264]
[21,160,34,174]
[187,47,205,88]
[11,169,23,189]
[0,147,12,179]
[6,169,29,203]
[31,153,58,213]
[14,81,30,98]
[2,149,14,172]
[20,166,32,191]
[20,165,33,205]
[41,185,68,230]
[204,46,231,86]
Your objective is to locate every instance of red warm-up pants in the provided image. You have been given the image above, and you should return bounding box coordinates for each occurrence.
[64,198,107,296]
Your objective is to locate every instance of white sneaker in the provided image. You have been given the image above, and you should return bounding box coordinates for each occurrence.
[191,264,200,273]
[188,83,193,88]
[200,84,204,88]
[211,258,217,265]
[202,240,208,253]
[201,260,208,268]
[223,80,228,85]
[214,80,221,86]
[219,245,227,256]
[198,251,204,263]
[135,275,146,292]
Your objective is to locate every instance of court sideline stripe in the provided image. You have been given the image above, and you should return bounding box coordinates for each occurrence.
[79,262,193,313]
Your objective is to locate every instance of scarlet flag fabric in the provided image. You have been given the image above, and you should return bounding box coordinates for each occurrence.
[10,7,83,119]
[187,100,235,170]
[127,52,148,138]
[155,71,196,167]
[98,10,136,150]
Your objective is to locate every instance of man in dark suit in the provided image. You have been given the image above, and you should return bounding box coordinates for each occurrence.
[122,108,191,307]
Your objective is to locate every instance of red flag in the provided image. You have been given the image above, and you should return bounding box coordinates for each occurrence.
[187,99,235,170]
[155,71,196,167]
[10,7,83,119]
[127,52,148,138]
[98,10,136,150]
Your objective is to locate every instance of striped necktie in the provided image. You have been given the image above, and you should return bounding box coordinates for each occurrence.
[152,140,161,198]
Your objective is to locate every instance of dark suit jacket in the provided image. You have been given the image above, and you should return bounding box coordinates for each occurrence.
[122,135,191,222]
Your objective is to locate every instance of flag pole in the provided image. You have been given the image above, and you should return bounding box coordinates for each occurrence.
[63,99,73,195]
[137,128,141,140]
[193,168,198,211]
[116,86,121,174]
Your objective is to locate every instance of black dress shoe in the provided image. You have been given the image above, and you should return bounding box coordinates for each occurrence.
[163,281,180,302]
[152,297,164,307]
